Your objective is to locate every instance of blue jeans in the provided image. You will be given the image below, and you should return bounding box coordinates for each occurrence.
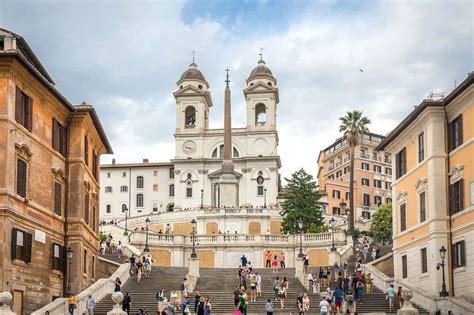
[68,304,75,315]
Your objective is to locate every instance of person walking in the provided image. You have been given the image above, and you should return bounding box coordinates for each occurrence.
[332,286,344,315]
[343,275,350,294]
[356,281,364,304]
[143,259,151,278]
[238,289,248,315]
[397,286,404,308]
[249,276,257,302]
[319,297,330,315]
[273,277,281,301]
[233,286,241,307]
[371,245,378,261]
[255,272,262,297]
[67,293,77,315]
[365,273,373,293]
[86,295,96,315]
[303,293,310,312]
[271,255,278,272]
[307,272,314,292]
[279,253,286,269]
[204,297,211,315]
[265,299,273,315]
[296,293,304,314]
[181,278,189,298]
[166,303,176,315]
[387,284,396,312]
[122,292,131,315]
[278,283,286,309]
[106,233,113,252]
[116,241,123,258]
[240,255,248,267]
[303,255,309,275]
[265,251,272,268]
[114,278,122,292]
[194,288,201,313]
[129,254,136,275]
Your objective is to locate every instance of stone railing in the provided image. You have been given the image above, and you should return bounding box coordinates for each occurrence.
[32,261,131,315]
[130,232,346,247]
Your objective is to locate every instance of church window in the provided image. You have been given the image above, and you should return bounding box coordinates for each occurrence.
[257,186,264,196]
[186,188,193,198]
[106,204,111,214]
[268,82,272,86]
[121,204,127,213]
[137,176,144,188]
[198,84,203,89]
[212,145,240,158]
[233,147,240,158]
[185,106,196,127]
[167,203,174,212]
[169,184,175,197]
[169,167,174,179]
[152,203,158,212]
[136,194,144,207]
[255,103,266,126]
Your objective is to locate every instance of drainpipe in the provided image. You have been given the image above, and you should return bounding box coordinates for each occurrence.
[442,104,454,296]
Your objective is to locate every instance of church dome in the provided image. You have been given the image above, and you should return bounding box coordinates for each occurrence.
[247,59,275,82]
[178,62,209,87]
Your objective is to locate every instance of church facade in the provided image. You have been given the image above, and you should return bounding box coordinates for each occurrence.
[100,58,282,220]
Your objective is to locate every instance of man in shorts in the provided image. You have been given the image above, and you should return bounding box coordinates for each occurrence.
[319,297,329,315]
[333,286,344,314]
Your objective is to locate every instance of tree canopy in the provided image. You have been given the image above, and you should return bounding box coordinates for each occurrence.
[369,202,392,242]
[339,110,371,146]
[280,168,324,234]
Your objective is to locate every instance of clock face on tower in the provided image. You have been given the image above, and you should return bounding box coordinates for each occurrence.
[182,140,197,154]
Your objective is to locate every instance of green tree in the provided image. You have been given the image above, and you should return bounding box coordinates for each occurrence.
[280,168,324,234]
[339,110,371,244]
[369,203,392,242]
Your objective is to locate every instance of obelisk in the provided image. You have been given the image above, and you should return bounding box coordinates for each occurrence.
[218,69,238,206]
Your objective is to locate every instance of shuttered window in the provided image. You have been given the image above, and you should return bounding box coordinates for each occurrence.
[137,176,144,188]
[52,243,64,271]
[402,255,407,278]
[92,151,98,179]
[15,86,33,131]
[452,240,466,268]
[16,159,27,198]
[52,118,67,157]
[169,184,175,197]
[54,182,62,216]
[421,248,428,273]
[83,250,87,274]
[418,132,424,162]
[84,136,89,166]
[363,193,370,206]
[11,228,32,263]
[92,206,96,232]
[419,191,426,222]
[400,203,406,231]
[448,115,463,152]
[84,193,90,224]
[136,194,144,207]
[396,148,407,179]
[449,180,464,214]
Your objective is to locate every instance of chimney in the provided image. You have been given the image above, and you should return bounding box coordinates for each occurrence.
[143,158,149,163]
[112,158,116,165]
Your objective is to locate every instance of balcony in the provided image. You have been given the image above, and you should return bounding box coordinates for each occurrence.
[360,153,369,159]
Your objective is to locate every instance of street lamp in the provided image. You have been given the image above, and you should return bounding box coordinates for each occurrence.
[123,205,129,236]
[437,246,449,297]
[144,217,151,252]
[329,217,337,251]
[298,218,304,258]
[200,189,204,209]
[191,218,197,258]
[66,247,74,297]
[264,188,267,208]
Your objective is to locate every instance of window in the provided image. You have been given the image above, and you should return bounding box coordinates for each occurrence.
[137,176,144,189]
[360,148,368,158]
[153,170,158,177]
[448,115,463,152]
[169,184,175,197]
[452,240,466,268]
[374,196,382,207]
[400,204,406,231]
[418,132,424,162]
[362,211,371,220]
[11,228,32,263]
[122,172,127,177]
[332,207,341,215]
[106,204,111,213]
[332,190,340,199]
[83,250,87,274]
[345,192,350,201]
[374,179,382,188]
[136,194,144,207]
[328,175,334,180]
[402,255,407,278]
[0,37,4,50]
[257,186,264,196]
[105,186,113,193]
[84,136,89,166]
[419,191,426,222]
[169,167,175,179]
[15,86,33,131]
[385,167,392,175]
[92,206,96,232]
[52,118,67,156]
[121,204,127,213]
[153,184,158,191]
[152,203,158,212]
[374,165,382,173]
[385,182,392,190]
[16,159,27,198]
[186,188,193,198]
[185,106,196,127]
[52,243,63,271]
[107,172,111,178]
[54,182,62,215]
[361,162,369,170]
[120,186,128,193]
[396,148,407,179]
[449,180,464,214]
[386,197,392,203]
[336,170,342,178]
[84,193,89,224]
[361,178,369,186]
[363,193,370,206]
[92,256,95,279]
[344,166,350,174]
[167,203,174,212]
[421,248,428,273]
[255,103,267,125]
[384,154,391,163]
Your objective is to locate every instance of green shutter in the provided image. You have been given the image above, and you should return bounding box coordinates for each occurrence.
[11,228,17,260]
[15,87,22,123]
[25,232,33,263]
[26,96,33,131]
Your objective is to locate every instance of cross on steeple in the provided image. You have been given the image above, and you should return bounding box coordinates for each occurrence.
[225,68,230,86]
[192,50,196,63]
[259,47,264,60]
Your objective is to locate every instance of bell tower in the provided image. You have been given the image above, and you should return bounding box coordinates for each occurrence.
[173,60,213,135]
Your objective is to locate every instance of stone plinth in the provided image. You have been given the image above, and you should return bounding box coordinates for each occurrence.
[397,290,419,315]
[107,292,126,315]
[328,249,340,267]
[218,171,239,207]
[0,292,16,315]
[186,258,200,293]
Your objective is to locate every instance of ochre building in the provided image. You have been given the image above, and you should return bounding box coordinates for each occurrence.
[0,28,112,313]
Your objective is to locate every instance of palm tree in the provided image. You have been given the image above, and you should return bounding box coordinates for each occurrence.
[339,110,371,245]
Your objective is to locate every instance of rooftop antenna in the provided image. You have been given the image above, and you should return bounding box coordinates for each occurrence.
[259,47,264,60]
[225,68,230,86]
[192,50,196,63]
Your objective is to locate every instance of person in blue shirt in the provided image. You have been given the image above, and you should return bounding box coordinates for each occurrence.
[333,287,345,314]
[241,255,248,267]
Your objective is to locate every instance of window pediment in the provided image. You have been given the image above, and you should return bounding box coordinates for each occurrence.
[397,191,408,204]
[449,165,464,185]
[15,143,33,161]
[415,178,427,193]
[51,168,66,183]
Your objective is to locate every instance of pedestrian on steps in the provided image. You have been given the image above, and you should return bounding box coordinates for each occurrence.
[273,277,281,301]
[181,278,189,298]
[129,254,136,275]
[265,251,272,268]
[265,299,273,315]
[255,272,262,297]
[114,278,122,292]
[386,284,395,312]
[194,288,201,313]
[86,295,96,315]
[371,245,378,261]
[240,255,247,267]
[67,293,77,315]
[271,255,278,272]
[279,252,286,269]
[397,286,404,309]
[122,292,131,315]
[204,297,211,315]
[233,286,240,307]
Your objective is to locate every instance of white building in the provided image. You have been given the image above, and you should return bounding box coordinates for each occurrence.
[100,58,282,221]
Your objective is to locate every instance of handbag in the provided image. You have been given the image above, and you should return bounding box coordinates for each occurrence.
[385,294,389,301]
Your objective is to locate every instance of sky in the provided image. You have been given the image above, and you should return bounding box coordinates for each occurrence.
[1,0,472,181]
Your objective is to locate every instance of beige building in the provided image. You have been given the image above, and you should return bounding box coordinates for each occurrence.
[317,132,392,222]
[0,28,112,313]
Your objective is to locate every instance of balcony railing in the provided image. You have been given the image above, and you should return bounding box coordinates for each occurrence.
[360,153,369,159]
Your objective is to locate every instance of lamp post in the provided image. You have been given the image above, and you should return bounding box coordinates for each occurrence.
[191,218,197,258]
[144,217,150,252]
[298,218,304,258]
[329,217,337,251]
[264,188,267,208]
[200,189,204,209]
[66,247,73,297]
[437,246,449,297]
[123,205,129,236]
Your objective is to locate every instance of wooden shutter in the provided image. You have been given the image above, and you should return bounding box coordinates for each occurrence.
[84,193,90,224]
[400,204,406,231]
[51,243,55,269]
[84,136,89,166]
[26,96,33,131]
[15,87,22,123]
[16,159,27,198]
[61,124,68,157]
[11,228,18,260]
[459,179,464,211]
[460,240,466,267]
[54,182,62,215]
[52,118,59,150]
[402,148,406,175]
[25,232,32,263]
